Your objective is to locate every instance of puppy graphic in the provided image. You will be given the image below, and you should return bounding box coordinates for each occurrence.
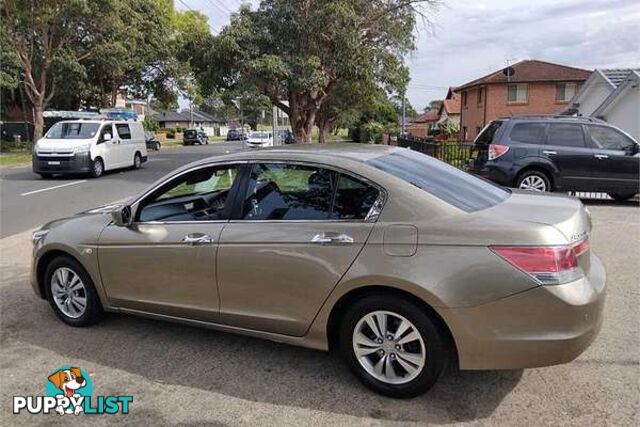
[47,367,86,415]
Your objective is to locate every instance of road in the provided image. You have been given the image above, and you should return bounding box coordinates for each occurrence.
[0,144,638,425]
[0,143,242,238]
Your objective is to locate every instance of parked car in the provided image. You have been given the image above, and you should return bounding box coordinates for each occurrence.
[246,131,273,148]
[226,129,246,141]
[468,115,639,200]
[276,128,295,144]
[31,144,605,397]
[144,131,161,151]
[33,120,147,178]
[183,128,208,145]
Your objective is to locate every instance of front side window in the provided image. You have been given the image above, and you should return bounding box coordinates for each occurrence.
[115,124,131,140]
[507,84,528,103]
[509,123,546,144]
[547,123,585,147]
[138,166,238,222]
[368,150,509,212]
[588,125,636,151]
[45,122,100,139]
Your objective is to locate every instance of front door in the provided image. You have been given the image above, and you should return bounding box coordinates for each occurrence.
[98,164,241,321]
[543,123,594,191]
[586,124,640,192]
[98,123,119,170]
[114,123,133,167]
[217,162,381,336]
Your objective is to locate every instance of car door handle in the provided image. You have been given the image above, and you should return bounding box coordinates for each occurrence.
[594,154,609,159]
[311,233,354,244]
[182,233,214,245]
[543,150,557,155]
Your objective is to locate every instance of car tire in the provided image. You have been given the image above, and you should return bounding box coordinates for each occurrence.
[339,294,447,398]
[44,256,104,327]
[133,152,142,169]
[608,192,637,201]
[516,170,551,192]
[155,142,161,151]
[89,158,103,178]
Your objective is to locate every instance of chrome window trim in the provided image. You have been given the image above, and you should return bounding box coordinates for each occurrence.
[129,158,388,225]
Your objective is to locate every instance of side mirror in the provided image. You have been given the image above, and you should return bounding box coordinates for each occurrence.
[111,205,132,227]
[102,133,112,142]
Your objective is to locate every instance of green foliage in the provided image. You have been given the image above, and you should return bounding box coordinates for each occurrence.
[142,117,160,131]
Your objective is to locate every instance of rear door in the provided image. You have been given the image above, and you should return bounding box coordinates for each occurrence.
[216,162,381,336]
[585,124,640,192]
[543,123,594,191]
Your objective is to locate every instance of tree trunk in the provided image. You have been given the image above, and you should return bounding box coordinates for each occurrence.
[33,104,45,141]
[289,92,319,144]
[317,117,333,144]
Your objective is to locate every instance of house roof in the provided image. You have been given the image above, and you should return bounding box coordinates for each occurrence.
[412,110,439,123]
[151,110,225,123]
[442,93,461,115]
[592,70,640,117]
[456,60,592,91]
[600,69,640,88]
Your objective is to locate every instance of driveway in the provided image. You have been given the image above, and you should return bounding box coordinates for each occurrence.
[0,203,637,426]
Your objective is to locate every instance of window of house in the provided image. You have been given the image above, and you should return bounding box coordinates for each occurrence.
[547,124,585,147]
[507,84,528,103]
[461,91,467,107]
[509,123,547,144]
[556,83,577,102]
[477,88,483,104]
[115,124,131,139]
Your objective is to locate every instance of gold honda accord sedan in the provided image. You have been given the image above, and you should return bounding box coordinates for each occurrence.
[31,144,606,397]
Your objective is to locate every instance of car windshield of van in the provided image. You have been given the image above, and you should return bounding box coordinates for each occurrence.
[368,149,510,212]
[45,122,101,140]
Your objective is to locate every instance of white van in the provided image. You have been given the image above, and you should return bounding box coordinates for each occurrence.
[33,120,147,178]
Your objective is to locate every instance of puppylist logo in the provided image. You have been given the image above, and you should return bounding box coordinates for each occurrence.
[13,366,133,415]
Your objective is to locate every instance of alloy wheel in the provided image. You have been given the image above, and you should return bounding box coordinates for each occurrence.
[50,267,87,319]
[519,175,547,192]
[352,310,426,385]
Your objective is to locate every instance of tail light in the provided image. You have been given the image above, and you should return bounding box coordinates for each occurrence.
[490,239,588,285]
[488,144,509,160]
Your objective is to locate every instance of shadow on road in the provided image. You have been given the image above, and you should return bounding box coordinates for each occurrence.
[2,274,522,424]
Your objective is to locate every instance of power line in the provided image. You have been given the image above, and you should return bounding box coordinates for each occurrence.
[206,0,233,15]
[176,0,220,34]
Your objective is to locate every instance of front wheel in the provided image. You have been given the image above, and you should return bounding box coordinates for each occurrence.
[608,192,637,201]
[133,152,142,169]
[339,295,447,398]
[517,170,551,192]
[89,158,103,178]
[155,142,161,151]
[44,256,104,327]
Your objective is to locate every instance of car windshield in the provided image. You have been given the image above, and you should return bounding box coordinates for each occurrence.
[251,132,270,138]
[368,149,510,212]
[45,122,101,140]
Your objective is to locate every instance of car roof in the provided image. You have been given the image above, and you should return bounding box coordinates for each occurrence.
[497,115,607,125]
[186,143,402,168]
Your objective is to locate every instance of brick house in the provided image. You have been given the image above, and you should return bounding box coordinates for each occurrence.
[456,60,592,141]
[407,109,439,138]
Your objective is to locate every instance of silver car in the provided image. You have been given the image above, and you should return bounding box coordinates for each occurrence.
[31,144,606,397]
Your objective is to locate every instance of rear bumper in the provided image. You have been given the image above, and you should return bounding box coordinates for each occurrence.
[32,153,91,174]
[468,163,514,187]
[442,252,606,370]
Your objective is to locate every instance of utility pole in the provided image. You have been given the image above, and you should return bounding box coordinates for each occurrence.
[401,93,406,137]
[272,104,278,145]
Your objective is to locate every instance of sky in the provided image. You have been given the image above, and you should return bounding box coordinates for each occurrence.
[176,0,640,111]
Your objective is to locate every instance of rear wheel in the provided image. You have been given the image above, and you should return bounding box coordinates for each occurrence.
[89,158,103,178]
[339,295,446,398]
[517,170,551,192]
[133,152,142,169]
[44,256,104,327]
[608,192,637,201]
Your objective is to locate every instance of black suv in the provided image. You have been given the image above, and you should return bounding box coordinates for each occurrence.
[469,116,639,200]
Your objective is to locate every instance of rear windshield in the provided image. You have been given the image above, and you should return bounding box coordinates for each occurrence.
[45,122,100,140]
[185,129,197,136]
[474,120,503,145]
[367,149,510,212]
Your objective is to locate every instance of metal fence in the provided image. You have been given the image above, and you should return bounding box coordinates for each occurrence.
[396,136,631,202]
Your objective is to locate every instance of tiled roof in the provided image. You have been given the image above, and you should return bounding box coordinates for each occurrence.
[413,110,439,123]
[456,60,592,91]
[601,69,640,87]
[442,97,461,115]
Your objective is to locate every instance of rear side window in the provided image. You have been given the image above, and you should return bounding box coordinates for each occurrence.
[331,174,379,220]
[368,150,509,212]
[509,123,546,144]
[474,120,503,145]
[547,124,585,147]
[115,124,131,140]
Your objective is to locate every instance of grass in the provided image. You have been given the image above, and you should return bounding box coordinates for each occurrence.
[0,151,32,167]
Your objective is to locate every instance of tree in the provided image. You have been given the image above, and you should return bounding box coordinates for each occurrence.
[424,99,442,112]
[197,0,435,143]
